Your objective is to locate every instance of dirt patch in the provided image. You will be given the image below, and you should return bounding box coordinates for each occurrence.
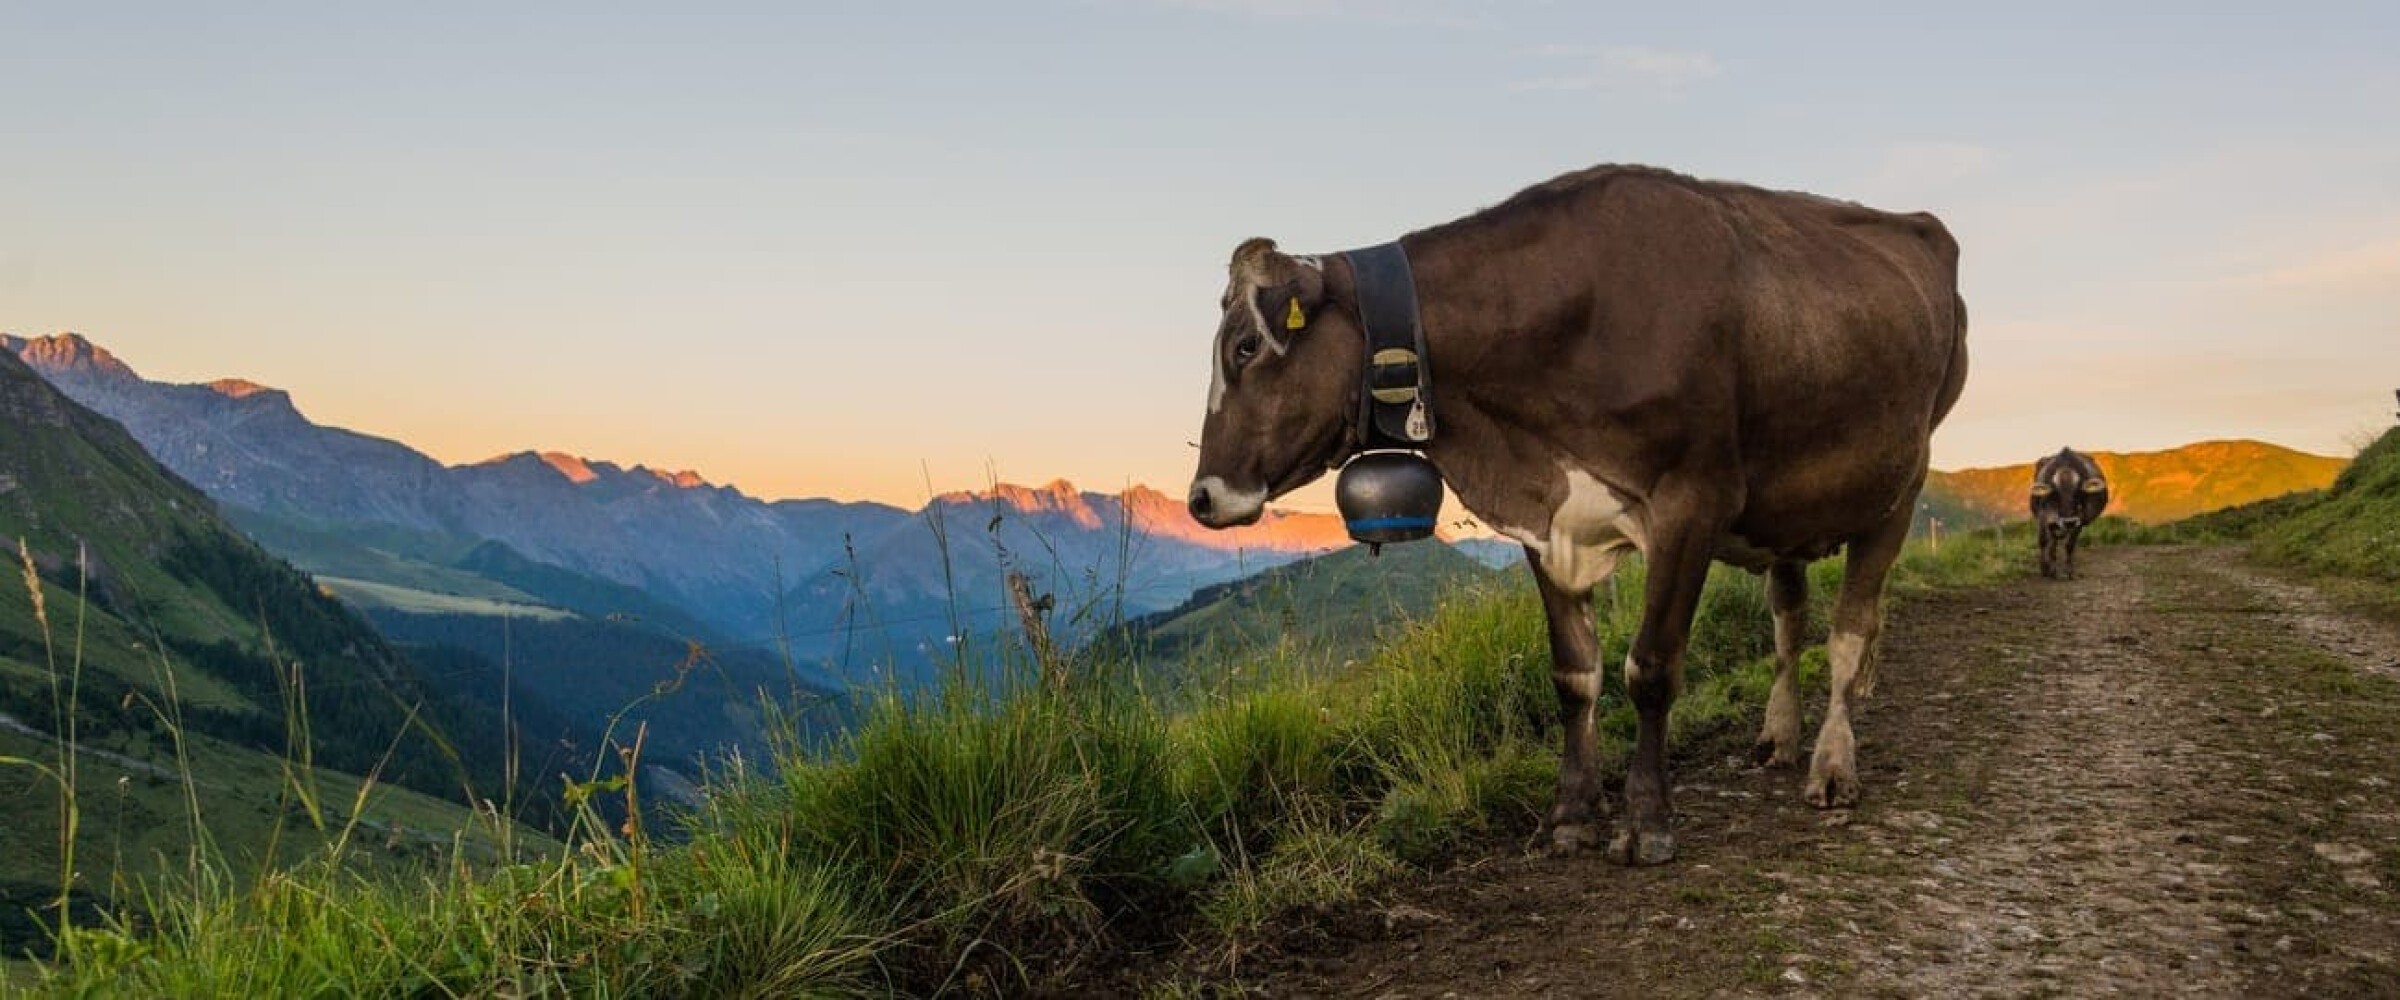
[2193,558,2400,683]
[1202,546,2400,998]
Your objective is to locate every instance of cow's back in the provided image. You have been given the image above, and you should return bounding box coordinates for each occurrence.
[1708,184,1967,546]
[1395,166,1968,559]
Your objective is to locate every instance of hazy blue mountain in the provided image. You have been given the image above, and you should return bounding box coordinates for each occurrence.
[6,332,1362,687]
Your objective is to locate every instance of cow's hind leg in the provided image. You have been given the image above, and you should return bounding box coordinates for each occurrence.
[1612,509,1720,866]
[1531,550,1607,853]
[1751,560,1809,767]
[1806,495,1913,809]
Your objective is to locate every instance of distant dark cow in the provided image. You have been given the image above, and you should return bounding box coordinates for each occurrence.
[2030,447,2108,579]
[1186,165,1968,864]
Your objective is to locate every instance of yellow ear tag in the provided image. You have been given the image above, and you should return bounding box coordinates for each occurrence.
[1284,297,1306,330]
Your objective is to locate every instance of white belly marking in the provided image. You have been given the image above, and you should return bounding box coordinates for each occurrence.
[1509,468,1645,593]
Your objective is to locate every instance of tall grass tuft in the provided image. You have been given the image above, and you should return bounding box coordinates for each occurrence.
[740,681,1187,989]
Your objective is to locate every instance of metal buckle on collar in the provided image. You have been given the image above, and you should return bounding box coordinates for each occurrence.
[1368,348,1420,405]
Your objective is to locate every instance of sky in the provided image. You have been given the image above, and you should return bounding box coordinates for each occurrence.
[4,2,2397,508]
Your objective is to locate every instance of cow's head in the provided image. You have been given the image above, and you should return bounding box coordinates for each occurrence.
[2030,461,2105,535]
[1187,238,1363,528]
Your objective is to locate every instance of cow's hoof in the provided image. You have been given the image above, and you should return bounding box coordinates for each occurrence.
[1750,738,1797,768]
[1546,822,1604,856]
[1804,767,1858,809]
[1608,825,1676,866]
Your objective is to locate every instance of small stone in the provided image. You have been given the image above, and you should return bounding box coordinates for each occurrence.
[2313,842,2374,866]
[1782,967,1808,985]
[1384,904,1450,930]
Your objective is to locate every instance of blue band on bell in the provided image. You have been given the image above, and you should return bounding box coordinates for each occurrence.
[1344,516,1437,532]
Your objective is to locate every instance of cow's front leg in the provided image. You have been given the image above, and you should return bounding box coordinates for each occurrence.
[1613,515,1719,866]
[1531,550,1608,853]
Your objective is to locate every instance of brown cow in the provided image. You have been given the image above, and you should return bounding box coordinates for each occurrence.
[2030,447,2109,579]
[1186,165,1968,864]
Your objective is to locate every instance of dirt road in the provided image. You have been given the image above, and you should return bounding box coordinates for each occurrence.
[1237,546,2400,998]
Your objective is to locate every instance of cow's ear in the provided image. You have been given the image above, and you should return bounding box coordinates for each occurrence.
[2081,478,2107,493]
[1230,238,1326,334]
[1254,271,1326,334]
[2030,483,2055,498]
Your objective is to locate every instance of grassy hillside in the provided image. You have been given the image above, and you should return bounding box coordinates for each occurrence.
[0,352,556,960]
[17,528,2023,995]
[2160,427,2400,614]
[364,610,844,767]
[2249,428,2400,578]
[1112,540,1499,667]
[0,719,551,964]
[1923,439,2346,526]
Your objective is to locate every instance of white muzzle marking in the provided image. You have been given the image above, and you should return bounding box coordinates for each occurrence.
[1189,475,1266,527]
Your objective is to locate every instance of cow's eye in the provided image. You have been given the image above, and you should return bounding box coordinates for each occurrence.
[1233,334,1263,365]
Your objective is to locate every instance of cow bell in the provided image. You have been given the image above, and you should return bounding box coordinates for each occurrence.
[1335,450,1444,552]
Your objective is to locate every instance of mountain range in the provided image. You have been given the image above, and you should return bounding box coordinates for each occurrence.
[2,333,1350,678]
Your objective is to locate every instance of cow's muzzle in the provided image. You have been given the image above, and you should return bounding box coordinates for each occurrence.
[1188,476,1265,529]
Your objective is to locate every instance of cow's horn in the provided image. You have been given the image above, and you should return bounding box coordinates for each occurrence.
[1230,237,1280,282]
